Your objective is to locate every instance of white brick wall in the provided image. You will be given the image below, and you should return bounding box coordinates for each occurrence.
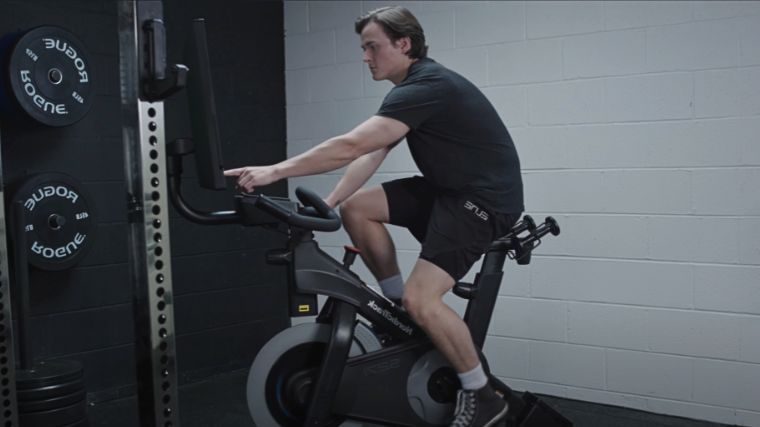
[283,1,760,425]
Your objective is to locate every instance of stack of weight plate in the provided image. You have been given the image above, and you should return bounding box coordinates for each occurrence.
[16,360,88,427]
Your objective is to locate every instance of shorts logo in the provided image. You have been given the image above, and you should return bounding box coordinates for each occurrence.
[464,201,489,221]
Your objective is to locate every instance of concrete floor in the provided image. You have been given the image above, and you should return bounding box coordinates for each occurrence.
[86,369,735,427]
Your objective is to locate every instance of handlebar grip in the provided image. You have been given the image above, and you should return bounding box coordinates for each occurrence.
[295,187,331,217]
[255,187,341,232]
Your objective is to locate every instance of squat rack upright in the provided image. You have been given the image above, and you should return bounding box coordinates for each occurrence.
[119,1,183,425]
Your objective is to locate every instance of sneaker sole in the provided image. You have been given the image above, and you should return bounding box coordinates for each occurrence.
[484,403,509,427]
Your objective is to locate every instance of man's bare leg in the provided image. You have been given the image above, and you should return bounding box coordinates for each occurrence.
[403,259,508,426]
[340,186,400,281]
[402,258,480,372]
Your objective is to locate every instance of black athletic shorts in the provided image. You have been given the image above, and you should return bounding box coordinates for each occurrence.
[382,176,521,281]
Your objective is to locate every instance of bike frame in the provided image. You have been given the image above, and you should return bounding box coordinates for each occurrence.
[284,229,515,426]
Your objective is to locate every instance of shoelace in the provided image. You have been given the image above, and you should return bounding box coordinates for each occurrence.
[450,390,477,427]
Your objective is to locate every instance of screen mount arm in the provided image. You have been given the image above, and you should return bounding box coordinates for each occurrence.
[166,138,241,225]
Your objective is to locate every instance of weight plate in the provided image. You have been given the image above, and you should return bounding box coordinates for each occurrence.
[17,377,84,401]
[6,26,94,126]
[18,389,85,413]
[19,398,86,426]
[11,173,96,271]
[16,359,84,390]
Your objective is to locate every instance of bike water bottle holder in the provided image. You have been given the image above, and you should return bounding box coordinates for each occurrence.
[510,240,534,265]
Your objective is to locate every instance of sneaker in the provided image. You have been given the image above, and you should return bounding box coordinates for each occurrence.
[450,384,508,427]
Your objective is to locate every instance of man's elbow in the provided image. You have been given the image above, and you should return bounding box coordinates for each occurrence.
[337,135,370,162]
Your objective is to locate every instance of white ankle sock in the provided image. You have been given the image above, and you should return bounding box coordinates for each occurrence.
[378,274,404,300]
[458,363,488,390]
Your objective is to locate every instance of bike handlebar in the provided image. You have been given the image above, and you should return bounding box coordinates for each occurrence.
[254,186,341,232]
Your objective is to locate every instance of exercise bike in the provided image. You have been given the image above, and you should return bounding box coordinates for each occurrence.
[164,95,571,427]
[240,188,572,427]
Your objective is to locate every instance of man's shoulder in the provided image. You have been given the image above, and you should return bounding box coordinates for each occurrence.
[378,59,459,112]
[408,58,447,79]
[397,60,456,93]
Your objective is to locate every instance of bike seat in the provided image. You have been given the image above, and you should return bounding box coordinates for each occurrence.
[453,281,476,299]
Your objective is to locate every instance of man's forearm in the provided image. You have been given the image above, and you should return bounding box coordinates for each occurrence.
[326,148,388,207]
[273,136,360,180]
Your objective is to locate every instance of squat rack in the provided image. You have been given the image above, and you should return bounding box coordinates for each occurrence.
[0,127,21,426]
[118,1,182,425]
[0,2,183,426]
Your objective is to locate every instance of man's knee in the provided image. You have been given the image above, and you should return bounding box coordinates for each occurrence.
[403,284,440,327]
[339,194,366,227]
[402,259,456,325]
[340,188,386,226]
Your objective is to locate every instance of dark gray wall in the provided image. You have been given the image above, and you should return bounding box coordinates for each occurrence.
[163,0,290,385]
[0,0,288,403]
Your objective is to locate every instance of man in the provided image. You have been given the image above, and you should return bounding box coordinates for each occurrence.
[225,6,523,427]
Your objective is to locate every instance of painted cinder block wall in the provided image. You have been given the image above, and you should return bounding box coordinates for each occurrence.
[282,1,760,425]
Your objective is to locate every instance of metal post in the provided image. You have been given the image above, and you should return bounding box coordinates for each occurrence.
[12,202,31,370]
[0,127,21,427]
[118,2,180,426]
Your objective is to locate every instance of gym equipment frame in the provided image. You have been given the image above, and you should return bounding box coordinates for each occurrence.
[118,1,184,425]
[0,128,21,427]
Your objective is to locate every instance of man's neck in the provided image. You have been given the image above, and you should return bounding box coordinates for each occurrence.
[391,57,419,85]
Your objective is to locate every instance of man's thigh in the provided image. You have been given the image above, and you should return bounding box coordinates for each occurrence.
[419,195,497,282]
[404,258,457,300]
[381,176,436,242]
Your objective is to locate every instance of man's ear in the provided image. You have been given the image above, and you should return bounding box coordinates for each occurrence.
[396,36,412,54]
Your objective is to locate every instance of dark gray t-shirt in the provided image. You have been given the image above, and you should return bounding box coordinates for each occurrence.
[377,57,524,213]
